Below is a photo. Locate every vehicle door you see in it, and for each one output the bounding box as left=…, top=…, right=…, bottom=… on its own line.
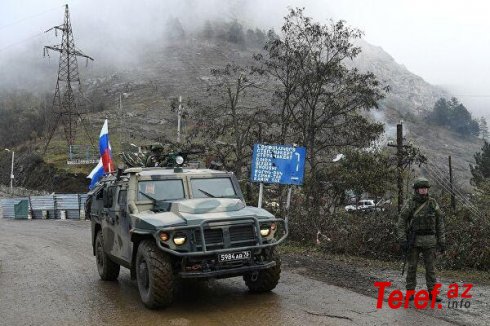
left=114, top=187, right=132, bottom=263
left=101, top=185, right=118, bottom=257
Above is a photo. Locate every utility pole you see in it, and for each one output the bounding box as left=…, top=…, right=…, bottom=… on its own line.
left=119, top=93, right=123, bottom=147
left=4, top=149, right=14, bottom=194
left=388, top=122, right=404, bottom=212
left=10, top=150, right=14, bottom=194
left=449, top=155, right=456, bottom=212
left=43, top=4, right=94, bottom=154
left=396, top=123, right=403, bottom=212
left=177, top=96, right=182, bottom=143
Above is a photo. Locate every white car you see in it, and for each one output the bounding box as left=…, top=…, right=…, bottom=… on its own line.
left=345, top=199, right=380, bottom=212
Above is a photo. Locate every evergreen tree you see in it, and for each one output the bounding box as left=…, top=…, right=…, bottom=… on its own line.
left=470, top=140, right=490, bottom=186
left=479, top=117, right=489, bottom=140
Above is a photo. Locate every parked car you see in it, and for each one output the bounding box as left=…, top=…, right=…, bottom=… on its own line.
left=345, top=199, right=382, bottom=212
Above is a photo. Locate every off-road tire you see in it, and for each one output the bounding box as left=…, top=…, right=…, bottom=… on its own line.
left=136, top=240, right=174, bottom=309
left=244, top=248, right=281, bottom=293
left=95, top=231, right=120, bottom=281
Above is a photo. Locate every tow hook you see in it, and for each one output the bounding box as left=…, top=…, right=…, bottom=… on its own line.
left=250, top=271, right=259, bottom=282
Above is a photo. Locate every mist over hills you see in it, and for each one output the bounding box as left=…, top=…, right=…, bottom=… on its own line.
left=0, top=7, right=484, bottom=188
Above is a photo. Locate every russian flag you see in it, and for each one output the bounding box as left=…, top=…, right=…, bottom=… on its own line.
left=87, top=119, right=114, bottom=189
left=88, top=158, right=104, bottom=190
left=98, top=119, right=114, bottom=173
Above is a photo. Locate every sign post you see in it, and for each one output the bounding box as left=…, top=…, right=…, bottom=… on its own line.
left=250, top=144, right=306, bottom=211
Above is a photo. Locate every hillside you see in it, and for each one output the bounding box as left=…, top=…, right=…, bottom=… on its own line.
left=0, top=29, right=483, bottom=192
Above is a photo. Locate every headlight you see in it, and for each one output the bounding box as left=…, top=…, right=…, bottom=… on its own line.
left=175, top=155, right=184, bottom=165
left=173, top=233, right=187, bottom=245
left=159, top=232, right=169, bottom=242
left=260, top=225, right=271, bottom=237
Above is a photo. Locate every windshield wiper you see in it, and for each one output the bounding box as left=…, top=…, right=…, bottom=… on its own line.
left=197, top=189, right=238, bottom=199
left=198, top=188, right=216, bottom=198
left=139, top=191, right=159, bottom=203
left=139, top=191, right=171, bottom=212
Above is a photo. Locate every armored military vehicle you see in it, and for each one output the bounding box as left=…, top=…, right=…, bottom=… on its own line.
left=86, top=158, right=288, bottom=309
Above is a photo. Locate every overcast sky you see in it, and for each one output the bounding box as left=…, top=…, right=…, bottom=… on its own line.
left=1, top=0, right=489, bottom=117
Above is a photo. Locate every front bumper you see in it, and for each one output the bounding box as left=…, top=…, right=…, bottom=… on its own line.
left=132, top=216, right=288, bottom=257
left=179, top=260, right=276, bottom=278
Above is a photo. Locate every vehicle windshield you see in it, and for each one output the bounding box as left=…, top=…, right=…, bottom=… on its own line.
left=190, top=177, right=238, bottom=199
left=138, top=179, right=185, bottom=201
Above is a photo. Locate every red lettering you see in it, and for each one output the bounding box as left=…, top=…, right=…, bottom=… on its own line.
left=388, top=290, right=403, bottom=309
left=414, top=290, right=429, bottom=309
left=447, top=283, right=459, bottom=299
left=374, top=281, right=391, bottom=309
left=430, top=284, right=442, bottom=309
left=404, top=290, right=415, bottom=309
left=462, top=284, right=473, bottom=299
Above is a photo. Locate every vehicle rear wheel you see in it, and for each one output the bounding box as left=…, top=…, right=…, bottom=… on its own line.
left=95, top=231, right=120, bottom=281
left=136, top=240, right=174, bottom=309
left=244, top=248, right=281, bottom=293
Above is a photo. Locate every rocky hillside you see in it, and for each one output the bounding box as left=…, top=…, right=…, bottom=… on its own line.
left=354, top=39, right=451, bottom=114
left=0, top=27, right=483, bottom=191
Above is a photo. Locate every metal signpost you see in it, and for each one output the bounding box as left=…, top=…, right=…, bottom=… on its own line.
left=250, top=144, right=306, bottom=209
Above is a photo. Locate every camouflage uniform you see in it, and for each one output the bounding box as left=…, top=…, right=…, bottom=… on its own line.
left=397, top=177, right=446, bottom=291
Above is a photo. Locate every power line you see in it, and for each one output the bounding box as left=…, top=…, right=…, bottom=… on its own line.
left=424, top=163, right=477, bottom=213
left=423, top=161, right=484, bottom=219
left=0, top=5, right=63, bottom=31
left=426, top=160, right=476, bottom=207
left=423, top=161, right=473, bottom=206
left=0, top=32, right=44, bottom=53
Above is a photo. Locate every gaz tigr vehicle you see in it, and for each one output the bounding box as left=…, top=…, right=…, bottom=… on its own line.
left=86, top=165, right=288, bottom=308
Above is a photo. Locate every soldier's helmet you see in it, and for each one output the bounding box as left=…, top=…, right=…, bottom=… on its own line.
left=413, top=177, right=431, bottom=189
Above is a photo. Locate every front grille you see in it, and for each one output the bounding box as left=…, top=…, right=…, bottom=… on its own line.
left=193, top=224, right=257, bottom=250
left=194, top=229, right=224, bottom=249
left=230, top=224, right=256, bottom=247
left=230, top=224, right=254, bottom=241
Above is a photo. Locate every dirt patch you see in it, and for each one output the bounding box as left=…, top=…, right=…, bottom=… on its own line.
left=280, top=245, right=490, bottom=326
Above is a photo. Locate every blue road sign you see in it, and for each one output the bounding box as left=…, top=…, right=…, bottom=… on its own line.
left=251, top=144, right=306, bottom=185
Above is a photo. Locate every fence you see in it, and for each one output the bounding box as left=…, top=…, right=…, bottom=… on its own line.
left=0, top=194, right=87, bottom=219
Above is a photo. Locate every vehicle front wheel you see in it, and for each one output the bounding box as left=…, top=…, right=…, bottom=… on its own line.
left=95, top=231, right=120, bottom=281
left=136, top=240, right=174, bottom=309
left=244, top=248, right=281, bottom=293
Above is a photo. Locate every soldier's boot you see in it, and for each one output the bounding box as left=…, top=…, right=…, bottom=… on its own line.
left=428, top=292, right=442, bottom=302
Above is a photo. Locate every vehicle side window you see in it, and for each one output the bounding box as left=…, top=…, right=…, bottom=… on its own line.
left=103, top=186, right=115, bottom=208
left=96, top=189, right=103, bottom=200
left=118, top=190, right=127, bottom=207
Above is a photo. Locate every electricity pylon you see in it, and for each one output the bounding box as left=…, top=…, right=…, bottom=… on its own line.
left=43, top=4, right=94, bottom=154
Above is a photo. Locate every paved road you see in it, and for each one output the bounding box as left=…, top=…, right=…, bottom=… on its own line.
left=0, top=219, right=454, bottom=325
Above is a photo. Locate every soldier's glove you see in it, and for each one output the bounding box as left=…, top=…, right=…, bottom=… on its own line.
left=437, top=243, right=446, bottom=254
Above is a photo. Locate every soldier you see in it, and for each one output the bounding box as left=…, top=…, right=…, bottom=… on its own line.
left=397, top=177, right=446, bottom=301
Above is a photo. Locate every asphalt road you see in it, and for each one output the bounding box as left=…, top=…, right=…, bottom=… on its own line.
left=0, top=219, right=455, bottom=326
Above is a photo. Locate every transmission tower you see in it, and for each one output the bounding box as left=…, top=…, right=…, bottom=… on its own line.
left=43, top=4, right=94, bottom=154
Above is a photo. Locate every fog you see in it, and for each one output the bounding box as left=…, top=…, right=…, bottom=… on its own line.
left=1, top=0, right=489, bottom=119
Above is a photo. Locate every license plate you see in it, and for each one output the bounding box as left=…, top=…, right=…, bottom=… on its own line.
left=218, top=250, right=251, bottom=262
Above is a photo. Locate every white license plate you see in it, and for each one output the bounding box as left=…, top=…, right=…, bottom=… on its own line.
left=218, top=250, right=251, bottom=262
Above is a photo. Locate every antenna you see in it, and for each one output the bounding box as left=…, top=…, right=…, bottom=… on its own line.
left=42, top=4, right=94, bottom=154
